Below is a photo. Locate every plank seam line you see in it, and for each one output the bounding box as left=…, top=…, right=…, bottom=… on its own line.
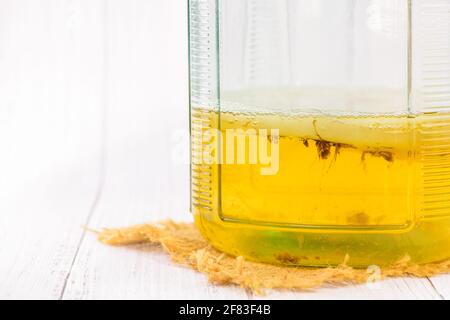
left=426, top=277, right=445, bottom=300
left=58, top=0, right=109, bottom=300
left=58, top=169, right=105, bottom=300
left=58, top=106, right=107, bottom=300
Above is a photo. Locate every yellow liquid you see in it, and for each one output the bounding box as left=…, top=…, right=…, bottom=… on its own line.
left=191, top=108, right=450, bottom=267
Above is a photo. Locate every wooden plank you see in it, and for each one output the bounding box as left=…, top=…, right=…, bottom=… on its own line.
left=260, top=277, right=443, bottom=300
left=0, top=0, right=105, bottom=299
left=61, top=0, right=250, bottom=300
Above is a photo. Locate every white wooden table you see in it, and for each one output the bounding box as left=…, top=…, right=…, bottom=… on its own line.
left=0, top=0, right=448, bottom=300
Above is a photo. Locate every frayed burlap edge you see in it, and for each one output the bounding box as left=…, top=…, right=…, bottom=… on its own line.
left=94, top=221, right=450, bottom=295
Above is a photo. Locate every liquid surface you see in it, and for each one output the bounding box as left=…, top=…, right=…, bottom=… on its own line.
left=191, top=108, right=450, bottom=266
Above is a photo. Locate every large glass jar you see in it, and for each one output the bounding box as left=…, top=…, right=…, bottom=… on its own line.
left=189, top=0, right=450, bottom=267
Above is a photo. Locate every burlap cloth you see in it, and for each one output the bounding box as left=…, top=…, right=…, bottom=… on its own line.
left=95, top=221, right=450, bottom=294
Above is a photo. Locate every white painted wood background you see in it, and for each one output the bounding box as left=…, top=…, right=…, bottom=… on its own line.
left=0, top=0, right=448, bottom=300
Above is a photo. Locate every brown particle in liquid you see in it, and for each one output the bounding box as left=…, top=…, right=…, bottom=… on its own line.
left=268, top=135, right=280, bottom=144
left=312, top=139, right=354, bottom=162
left=315, top=140, right=332, bottom=160
left=379, top=151, right=394, bottom=162
left=333, top=143, right=342, bottom=162
left=302, top=139, right=309, bottom=148
left=361, top=150, right=394, bottom=163
left=275, top=253, right=306, bottom=264
left=276, top=253, right=298, bottom=264
left=347, top=212, right=370, bottom=225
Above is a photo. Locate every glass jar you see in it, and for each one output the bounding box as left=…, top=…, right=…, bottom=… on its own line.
left=189, top=0, right=450, bottom=267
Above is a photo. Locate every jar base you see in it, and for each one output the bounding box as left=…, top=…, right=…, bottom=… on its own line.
left=194, top=213, right=450, bottom=268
